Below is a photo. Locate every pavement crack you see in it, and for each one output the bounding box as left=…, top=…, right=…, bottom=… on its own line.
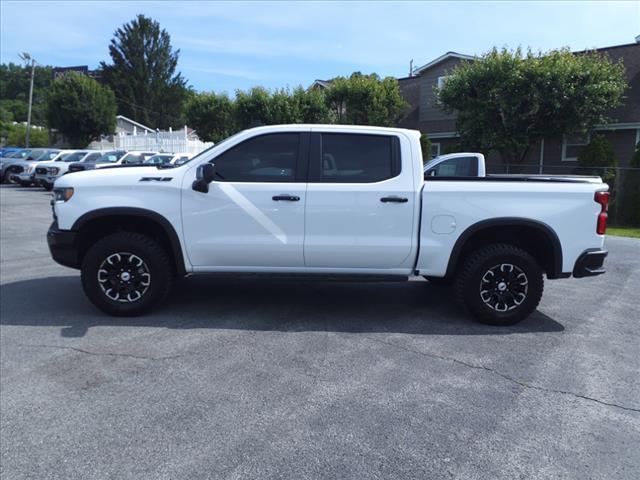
left=366, top=336, right=640, bottom=413
left=18, top=343, right=188, bottom=361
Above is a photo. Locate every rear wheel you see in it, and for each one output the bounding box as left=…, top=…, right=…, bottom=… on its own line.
left=455, top=243, right=543, bottom=326
left=81, top=232, right=173, bottom=316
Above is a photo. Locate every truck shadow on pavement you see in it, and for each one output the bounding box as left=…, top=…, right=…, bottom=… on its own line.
left=0, top=275, right=564, bottom=338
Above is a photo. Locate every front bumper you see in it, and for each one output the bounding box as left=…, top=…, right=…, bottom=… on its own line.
left=35, top=174, right=56, bottom=187
left=47, top=221, right=80, bottom=269
left=573, top=249, right=607, bottom=278
left=16, top=172, right=35, bottom=182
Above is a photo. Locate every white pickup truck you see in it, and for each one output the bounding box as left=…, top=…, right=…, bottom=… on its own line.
left=47, top=125, right=610, bottom=325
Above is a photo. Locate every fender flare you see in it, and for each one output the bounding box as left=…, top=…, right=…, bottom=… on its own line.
left=72, top=207, right=187, bottom=276
left=444, top=217, right=564, bottom=279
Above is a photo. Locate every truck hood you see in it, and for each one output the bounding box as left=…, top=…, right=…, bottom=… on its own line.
left=55, top=165, right=182, bottom=188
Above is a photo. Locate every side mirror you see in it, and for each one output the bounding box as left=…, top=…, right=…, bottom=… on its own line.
left=192, top=163, right=216, bottom=193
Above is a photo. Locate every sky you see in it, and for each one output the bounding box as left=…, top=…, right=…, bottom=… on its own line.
left=1, top=0, right=639, bottom=94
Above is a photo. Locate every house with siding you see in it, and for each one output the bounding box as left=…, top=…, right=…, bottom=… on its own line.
left=396, top=40, right=640, bottom=172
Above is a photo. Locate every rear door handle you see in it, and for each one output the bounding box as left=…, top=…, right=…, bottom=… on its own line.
left=380, top=196, right=408, bottom=203
left=272, top=195, right=300, bottom=202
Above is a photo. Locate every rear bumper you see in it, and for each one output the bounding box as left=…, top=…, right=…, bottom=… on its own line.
left=573, top=249, right=607, bottom=278
left=47, top=221, right=80, bottom=269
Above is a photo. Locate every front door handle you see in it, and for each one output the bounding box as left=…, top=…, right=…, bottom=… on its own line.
left=380, top=196, right=408, bottom=203
left=272, top=195, right=300, bottom=201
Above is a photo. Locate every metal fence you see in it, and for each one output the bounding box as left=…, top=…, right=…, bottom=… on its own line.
left=114, top=128, right=214, bottom=154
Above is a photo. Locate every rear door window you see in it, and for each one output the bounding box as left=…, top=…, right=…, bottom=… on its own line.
left=316, top=133, right=399, bottom=183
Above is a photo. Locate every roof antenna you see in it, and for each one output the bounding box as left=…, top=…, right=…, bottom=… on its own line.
left=409, top=59, right=414, bottom=77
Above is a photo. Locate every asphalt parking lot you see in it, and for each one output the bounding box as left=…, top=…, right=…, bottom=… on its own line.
left=1, top=184, right=639, bottom=480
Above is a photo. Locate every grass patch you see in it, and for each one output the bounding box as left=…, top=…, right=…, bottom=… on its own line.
left=607, top=227, right=640, bottom=238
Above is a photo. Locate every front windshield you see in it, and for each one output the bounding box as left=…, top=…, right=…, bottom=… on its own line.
left=423, top=157, right=441, bottom=171
left=63, top=151, right=88, bottom=162
left=145, top=154, right=172, bottom=165
left=96, top=151, right=126, bottom=163
left=27, top=150, right=47, bottom=160
left=7, top=150, right=27, bottom=158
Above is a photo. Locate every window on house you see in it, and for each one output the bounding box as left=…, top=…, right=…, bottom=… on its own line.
left=562, top=133, right=590, bottom=162
left=431, top=143, right=441, bottom=159
left=437, top=76, right=450, bottom=89
left=435, top=76, right=450, bottom=105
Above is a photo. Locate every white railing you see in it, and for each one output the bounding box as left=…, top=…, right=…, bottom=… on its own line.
left=114, top=126, right=213, bottom=154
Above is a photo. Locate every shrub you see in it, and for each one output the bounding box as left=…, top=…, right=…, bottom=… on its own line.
left=4, top=123, right=50, bottom=147
left=619, top=142, right=640, bottom=226
left=577, top=134, right=617, bottom=183
left=420, top=134, right=432, bottom=163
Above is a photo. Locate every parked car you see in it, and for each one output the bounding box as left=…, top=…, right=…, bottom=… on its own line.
left=67, top=150, right=128, bottom=173
left=48, top=125, right=609, bottom=325
left=93, top=151, right=158, bottom=169
left=34, top=150, right=102, bottom=190
left=0, top=147, right=22, bottom=157
left=7, top=149, right=61, bottom=186
left=143, top=152, right=193, bottom=166
left=0, top=149, right=31, bottom=183
left=15, top=149, right=76, bottom=186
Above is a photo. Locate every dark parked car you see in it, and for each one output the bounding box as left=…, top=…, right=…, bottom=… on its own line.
left=67, top=150, right=128, bottom=173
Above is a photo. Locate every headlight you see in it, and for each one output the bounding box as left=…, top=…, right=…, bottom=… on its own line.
left=49, top=167, right=59, bottom=175
left=53, top=187, right=74, bottom=202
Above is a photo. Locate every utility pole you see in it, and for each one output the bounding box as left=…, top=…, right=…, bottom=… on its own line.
left=19, top=52, right=36, bottom=148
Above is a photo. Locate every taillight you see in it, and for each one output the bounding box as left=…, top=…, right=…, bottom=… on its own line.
left=594, top=191, right=609, bottom=235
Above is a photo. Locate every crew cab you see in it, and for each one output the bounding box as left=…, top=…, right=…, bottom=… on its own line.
left=47, top=125, right=609, bottom=325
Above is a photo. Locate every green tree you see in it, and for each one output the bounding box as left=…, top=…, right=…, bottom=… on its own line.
left=443, top=143, right=465, bottom=154
left=234, top=86, right=274, bottom=129
left=620, top=142, right=640, bottom=226
left=292, top=87, right=333, bottom=123
left=47, top=72, right=117, bottom=147
left=5, top=123, right=49, bottom=147
left=185, top=91, right=236, bottom=142
left=0, top=63, right=53, bottom=126
left=438, top=48, right=627, bottom=166
left=577, top=135, right=617, bottom=183
left=325, top=72, right=406, bottom=126
left=100, top=14, right=187, bottom=129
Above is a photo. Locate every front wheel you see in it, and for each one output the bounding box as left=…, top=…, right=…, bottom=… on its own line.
left=81, top=232, right=173, bottom=316
left=455, top=244, right=543, bottom=326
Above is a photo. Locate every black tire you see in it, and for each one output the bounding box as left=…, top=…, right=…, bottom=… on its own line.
left=455, top=243, right=543, bottom=326
left=81, top=232, right=173, bottom=316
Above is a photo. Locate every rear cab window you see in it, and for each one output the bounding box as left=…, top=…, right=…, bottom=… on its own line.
left=310, top=133, right=401, bottom=183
